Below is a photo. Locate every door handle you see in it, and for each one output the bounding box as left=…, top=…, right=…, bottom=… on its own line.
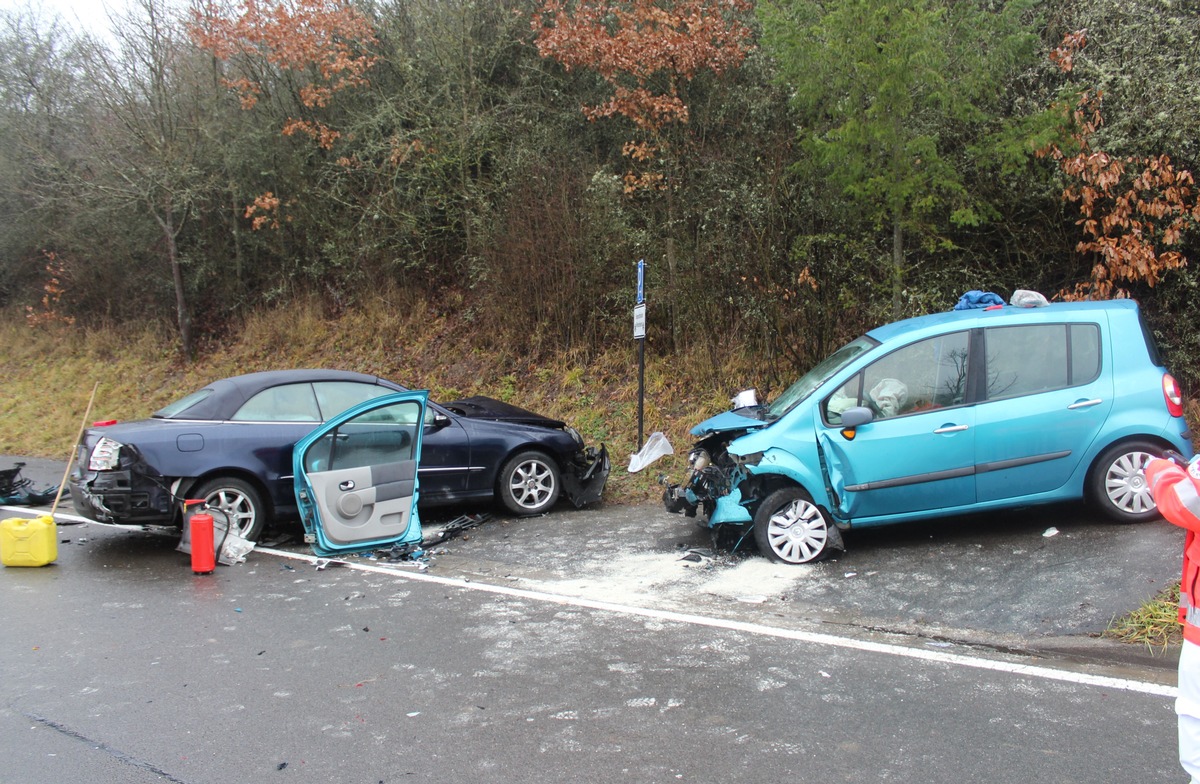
left=339, top=480, right=355, bottom=491
left=933, top=424, right=969, bottom=434
left=1067, top=398, right=1103, bottom=410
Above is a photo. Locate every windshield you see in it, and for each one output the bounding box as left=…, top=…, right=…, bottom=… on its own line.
left=153, top=388, right=213, bottom=419
left=766, top=336, right=878, bottom=420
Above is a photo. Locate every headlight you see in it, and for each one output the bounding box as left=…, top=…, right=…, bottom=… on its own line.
left=564, top=426, right=584, bottom=447
left=88, top=437, right=124, bottom=471
left=687, top=448, right=711, bottom=472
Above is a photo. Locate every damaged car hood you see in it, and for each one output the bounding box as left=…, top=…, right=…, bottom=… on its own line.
left=689, top=409, right=770, bottom=438
left=442, top=396, right=567, bottom=429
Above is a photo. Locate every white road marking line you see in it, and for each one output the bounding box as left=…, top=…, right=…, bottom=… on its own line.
left=1, top=506, right=91, bottom=523
left=256, top=547, right=1179, bottom=699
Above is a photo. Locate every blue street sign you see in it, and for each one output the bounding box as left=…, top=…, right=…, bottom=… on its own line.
left=636, top=259, right=645, bottom=304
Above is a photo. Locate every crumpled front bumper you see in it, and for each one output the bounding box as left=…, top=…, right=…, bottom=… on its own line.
left=561, top=444, right=610, bottom=508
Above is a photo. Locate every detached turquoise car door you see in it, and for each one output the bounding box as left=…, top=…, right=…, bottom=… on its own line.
left=293, top=391, right=429, bottom=557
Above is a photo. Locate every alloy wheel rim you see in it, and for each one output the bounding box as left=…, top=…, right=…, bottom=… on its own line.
left=1104, top=451, right=1156, bottom=514
left=509, top=460, right=554, bottom=510
left=766, top=498, right=828, bottom=564
left=206, top=488, right=257, bottom=537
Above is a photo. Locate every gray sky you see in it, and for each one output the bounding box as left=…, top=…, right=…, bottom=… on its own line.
left=0, top=0, right=121, bottom=31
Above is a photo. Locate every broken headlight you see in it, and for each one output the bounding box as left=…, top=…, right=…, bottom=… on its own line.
left=88, top=437, right=124, bottom=471
left=687, top=448, right=711, bottom=474
left=733, top=451, right=764, bottom=467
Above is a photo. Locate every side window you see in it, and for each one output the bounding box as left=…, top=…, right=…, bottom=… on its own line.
left=1070, top=324, right=1101, bottom=384
left=232, top=384, right=321, bottom=422
left=304, top=399, right=422, bottom=472
left=825, top=376, right=863, bottom=424
left=824, top=331, right=970, bottom=423
left=313, top=381, right=395, bottom=421
left=984, top=324, right=1098, bottom=400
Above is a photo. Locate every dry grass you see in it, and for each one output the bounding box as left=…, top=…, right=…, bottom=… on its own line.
left=1103, top=582, right=1183, bottom=651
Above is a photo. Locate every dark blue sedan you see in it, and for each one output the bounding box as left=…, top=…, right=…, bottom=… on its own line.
left=68, top=369, right=609, bottom=539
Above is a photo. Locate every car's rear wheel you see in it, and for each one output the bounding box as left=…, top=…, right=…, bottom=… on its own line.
left=753, top=486, right=841, bottom=564
left=498, top=450, right=560, bottom=516
left=194, top=477, right=266, bottom=541
left=1088, top=440, right=1163, bottom=523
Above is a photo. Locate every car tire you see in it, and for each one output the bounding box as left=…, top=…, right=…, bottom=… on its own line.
left=193, top=477, right=266, bottom=541
left=1088, top=440, right=1164, bottom=523
left=753, top=486, right=841, bottom=564
left=498, top=450, right=560, bottom=516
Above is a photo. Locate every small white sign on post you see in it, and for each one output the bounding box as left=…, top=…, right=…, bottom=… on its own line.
left=633, top=302, right=647, bottom=339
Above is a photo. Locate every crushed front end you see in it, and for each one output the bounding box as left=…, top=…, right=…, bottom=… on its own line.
left=562, top=442, right=611, bottom=508
left=662, top=391, right=769, bottom=525
left=444, top=395, right=611, bottom=508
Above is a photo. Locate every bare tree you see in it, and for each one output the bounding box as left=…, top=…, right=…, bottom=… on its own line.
left=78, top=0, right=214, bottom=358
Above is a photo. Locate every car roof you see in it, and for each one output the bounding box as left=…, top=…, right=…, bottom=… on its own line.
left=866, top=299, right=1137, bottom=344
left=165, top=369, right=403, bottom=420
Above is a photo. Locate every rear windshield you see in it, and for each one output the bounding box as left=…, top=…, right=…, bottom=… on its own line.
left=153, top=389, right=214, bottom=419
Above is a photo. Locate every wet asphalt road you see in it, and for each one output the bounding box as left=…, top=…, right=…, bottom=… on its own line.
left=0, top=456, right=1188, bottom=782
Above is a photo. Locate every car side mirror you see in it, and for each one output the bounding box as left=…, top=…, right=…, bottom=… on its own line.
left=839, top=406, right=874, bottom=440
left=431, top=413, right=451, bottom=429
left=840, top=406, right=874, bottom=429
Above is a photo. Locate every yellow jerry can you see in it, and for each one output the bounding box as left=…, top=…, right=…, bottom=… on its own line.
left=0, top=515, right=57, bottom=567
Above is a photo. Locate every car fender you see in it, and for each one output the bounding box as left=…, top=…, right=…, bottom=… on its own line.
left=744, top=446, right=835, bottom=511
left=1071, top=417, right=1193, bottom=488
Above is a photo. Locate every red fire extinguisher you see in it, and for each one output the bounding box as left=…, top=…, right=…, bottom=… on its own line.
left=185, top=499, right=216, bottom=575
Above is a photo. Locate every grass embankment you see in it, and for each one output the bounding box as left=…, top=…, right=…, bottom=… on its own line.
left=0, top=294, right=758, bottom=503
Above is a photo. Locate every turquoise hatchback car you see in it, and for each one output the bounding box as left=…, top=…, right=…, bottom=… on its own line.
left=663, top=299, right=1193, bottom=563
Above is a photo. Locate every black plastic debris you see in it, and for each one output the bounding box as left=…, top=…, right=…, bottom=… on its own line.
left=421, top=513, right=492, bottom=547
left=381, top=541, right=425, bottom=562
left=0, top=461, right=57, bottom=505
left=259, top=532, right=296, bottom=548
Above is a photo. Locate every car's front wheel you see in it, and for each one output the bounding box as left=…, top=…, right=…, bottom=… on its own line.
left=753, top=487, right=842, bottom=564
left=193, top=477, right=266, bottom=541
left=498, top=450, right=560, bottom=515
left=1088, top=440, right=1163, bottom=523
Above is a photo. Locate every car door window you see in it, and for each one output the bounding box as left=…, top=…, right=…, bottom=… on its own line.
left=1069, top=324, right=1101, bottom=384
left=984, top=324, right=1099, bottom=400
left=824, top=331, right=970, bottom=423
left=303, top=400, right=421, bottom=473
left=313, top=381, right=395, bottom=421
left=232, top=383, right=322, bottom=422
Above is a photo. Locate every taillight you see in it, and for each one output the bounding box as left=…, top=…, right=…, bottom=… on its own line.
left=1163, top=373, right=1184, bottom=418
left=88, top=437, right=123, bottom=471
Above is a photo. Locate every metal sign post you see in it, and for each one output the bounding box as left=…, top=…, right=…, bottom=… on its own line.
left=634, top=260, right=646, bottom=450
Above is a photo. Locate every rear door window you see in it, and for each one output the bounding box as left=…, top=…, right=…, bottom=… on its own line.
left=232, top=383, right=322, bottom=422
left=983, top=323, right=1099, bottom=401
